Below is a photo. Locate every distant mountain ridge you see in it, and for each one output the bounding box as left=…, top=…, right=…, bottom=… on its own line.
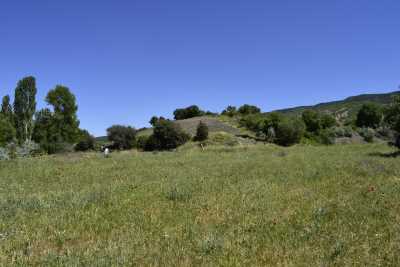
left=273, top=90, right=400, bottom=119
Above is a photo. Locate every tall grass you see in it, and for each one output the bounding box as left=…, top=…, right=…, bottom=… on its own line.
left=0, top=144, right=399, bottom=266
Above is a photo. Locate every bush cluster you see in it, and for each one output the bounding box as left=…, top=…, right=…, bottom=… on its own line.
left=144, top=120, right=190, bottom=151
left=173, top=105, right=204, bottom=120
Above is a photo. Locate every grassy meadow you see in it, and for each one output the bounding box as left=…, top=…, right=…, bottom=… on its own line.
left=1, top=143, right=400, bottom=266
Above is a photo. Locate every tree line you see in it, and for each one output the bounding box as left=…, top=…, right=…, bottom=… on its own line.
left=2, top=77, right=400, bottom=158
left=0, top=76, right=94, bottom=157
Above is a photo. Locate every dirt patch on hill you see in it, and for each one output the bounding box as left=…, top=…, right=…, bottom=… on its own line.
left=174, top=116, right=242, bottom=136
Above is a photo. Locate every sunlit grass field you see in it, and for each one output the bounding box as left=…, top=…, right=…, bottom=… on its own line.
left=1, top=143, right=400, bottom=266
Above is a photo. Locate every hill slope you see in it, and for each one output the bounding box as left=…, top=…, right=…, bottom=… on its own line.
left=134, top=116, right=243, bottom=137
left=274, top=90, right=400, bottom=119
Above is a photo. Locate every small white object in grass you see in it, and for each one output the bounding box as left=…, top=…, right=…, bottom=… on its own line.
left=104, top=148, right=110, bottom=157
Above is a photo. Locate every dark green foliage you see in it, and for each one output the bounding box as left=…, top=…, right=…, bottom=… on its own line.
left=149, top=116, right=158, bottom=126
left=205, top=111, right=218, bottom=116
left=302, top=110, right=336, bottom=133
left=32, top=87, right=81, bottom=154
left=239, top=114, right=265, bottom=133
left=75, top=130, right=95, bottom=151
left=359, top=128, right=375, bottom=143
left=144, top=134, right=161, bottom=151
left=221, top=106, right=237, bottom=117
left=320, top=113, right=337, bottom=129
left=0, top=114, right=16, bottom=146
left=135, top=135, right=149, bottom=150
left=107, top=125, right=136, bottom=150
left=13, top=76, right=37, bottom=142
left=356, top=103, right=382, bottom=128
left=32, top=108, right=64, bottom=154
left=149, top=116, right=166, bottom=126
left=238, top=104, right=261, bottom=115
left=385, top=96, right=400, bottom=130
left=194, top=121, right=209, bottom=141
left=46, top=86, right=80, bottom=143
left=385, top=96, right=400, bottom=149
left=145, top=120, right=190, bottom=151
left=274, top=118, right=305, bottom=146
left=318, top=128, right=336, bottom=145
left=1, top=95, right=14, bottom=124
left=302, top=110, right=320, bottom=133
left=173, top=105, right=204, bottom=120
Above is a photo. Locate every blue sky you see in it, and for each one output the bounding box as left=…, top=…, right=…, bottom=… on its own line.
left=0, top=0, right=399, bottom=136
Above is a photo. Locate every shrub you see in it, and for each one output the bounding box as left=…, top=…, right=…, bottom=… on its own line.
left=238, top=104, right=261, bottom=115
left=145, top=120, right=190, bottom=151
left=173, top=105, right=204, bottom=120
left=302, top=110, right=336, bottom=134
left=274, top=118, right=305, bottom=146
left=320, top=113, right=337, bottom=129
left=239, top=114, right=265, bottom=133
left=318, top=128, right=336, bottom=145
left=136, top=135, right=149, bottom=150
left=333, top=126, right=353, bottom=138
left=75, top=130, right=95, bottom=151
left=149, top=116, right=166, bottom=126
left=144, top=135, right=161, bottom=151
left=356, top=103, right=383, bottom=128
left=221, top=106, right=237, bottom=117
left=359, top=127, right=375, bottom=143
left=395, top=135, right=400, bottom=149
left=16, top=140, right=41, bottom=157
left=107, top=125, right=136, bottom=150
left=0, top=115, right=16, bottom=146
left=194, top=121, right=209, bottom=141
left=302, top=110, right=320, bottom=133
left=0, top=147, right=9, bottom=160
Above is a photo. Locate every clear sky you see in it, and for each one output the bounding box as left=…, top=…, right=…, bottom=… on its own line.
left=0, top=1, right=399, bottom=136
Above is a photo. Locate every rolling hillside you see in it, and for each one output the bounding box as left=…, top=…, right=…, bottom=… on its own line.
left=273, top=90, right=400, bottom=120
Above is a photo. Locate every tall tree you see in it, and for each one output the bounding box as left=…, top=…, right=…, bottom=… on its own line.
left=1, top=95, right=13, bottom=123
left=46, top=85, right=80, bottom=143
left=13, top=76, right=37, bottom=142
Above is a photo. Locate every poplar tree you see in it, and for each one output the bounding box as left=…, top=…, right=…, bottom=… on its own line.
left=13, top=76, right=37, bottom=142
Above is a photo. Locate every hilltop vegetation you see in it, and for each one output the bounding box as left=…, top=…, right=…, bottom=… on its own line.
left=1, top=76, right=400, bottom=158
left=274, top=90, right=400, bottom=120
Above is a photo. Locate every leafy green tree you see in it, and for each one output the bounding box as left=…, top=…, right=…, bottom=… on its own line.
left=302, top=110, right=320, bottom=133
left=32, top=108, right=62, bottom=154
left=356, top=103, right=382, bottom=128
left=384, top=96, right=400, bottom=128
left=149, top=116, right=166, bottom=126
left=149, top=116, right=159, bottom=126
left=274, top=118, right=305, bottom=146
left=173, top=105, right=204, bottom=120
left=386, top=96, right=400, bottom=149
left=194, top=121, right=209, bottom=141
left=238, top=104, right=261, bottom=115
left=1, top=95, right=13, bottom=124
left=136, top=135, right=150, bottom=150
left=75, top=129, right=95, bottom=151
left=46, top=86, right=80, bottom=143
left=221, top=106, right=237, bottom=117
left=239, top=114, right=265, bottom=132
left=13, top=76, right=37, bottom=142
left=146, top=120, right=190, bottom=150
left=0, top=114, right=16, bottom=146
left=107, top=125, right=136, bottom=150
left=320, top=113, right=337, bottom=129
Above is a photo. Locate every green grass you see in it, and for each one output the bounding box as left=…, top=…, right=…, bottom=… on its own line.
left=1, top=144, right=400, bottom=266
